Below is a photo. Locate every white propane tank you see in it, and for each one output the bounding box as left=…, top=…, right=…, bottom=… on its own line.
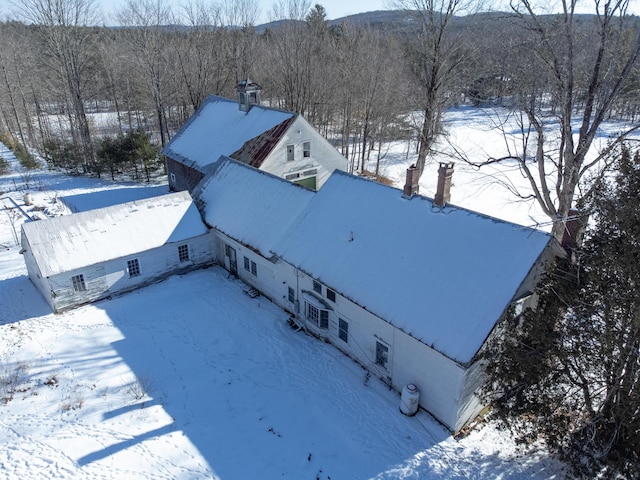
left=400, top=383, right=420, bottom=416
left=23, top=192, right=32, bottom=206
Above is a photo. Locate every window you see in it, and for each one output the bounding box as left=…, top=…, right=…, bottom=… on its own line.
left=303, top=141, right=311, bottom=158
left=178, top=244, right=189, bottom=262
left=338, top=318, right=349, bottom=343
left=326, top=288, right=336, bottom=302
left=127, top=258, right=141, bottom=277
left=375, top=341, right=389, bottom=369
left=71, top=274, right=86, bottom=292
left=244, top=256, right=257, bottom=276
left=313, top=280, right=322, bottom=294
left=288, top=287, right=295, bottom=303
left=306, top=302, right=329, bottom=329
left=286, top=144, right=295, bottom=161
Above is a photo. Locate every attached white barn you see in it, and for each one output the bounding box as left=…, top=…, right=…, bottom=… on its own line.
left=21, top=191, right=215, bottom=313
left=271, top=171, right=553, bottom=431
left=162, top=81, right=348, bottom=192
left=194, top=158, right=553, bottom=432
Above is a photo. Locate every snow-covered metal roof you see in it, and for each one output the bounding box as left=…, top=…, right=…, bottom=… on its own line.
left=195, top=158, right=314, bottom=258
left=272, top=171, right=552, bottom=365
left=22, top=191, right=208, bottom=277
left=161, top=95, right=295, bottom=171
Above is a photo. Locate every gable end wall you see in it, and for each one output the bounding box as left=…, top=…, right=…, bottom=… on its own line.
left=166, top=157, right=205, bottom=193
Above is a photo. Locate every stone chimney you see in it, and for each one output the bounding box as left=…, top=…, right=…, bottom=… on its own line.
left=237, top=79, right=261, bottom=113
left=403, top=164, right=420, bottom=197
left=434, top=162, right=454, bottom=206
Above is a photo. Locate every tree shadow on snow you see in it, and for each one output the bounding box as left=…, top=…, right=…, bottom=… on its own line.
left=85, top=267, right=564, bottom=479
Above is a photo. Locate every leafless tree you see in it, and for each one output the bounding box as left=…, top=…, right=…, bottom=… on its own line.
left=398, top=0, right=474, bottom=178
left=116, top=0, right=175, bottom=147
left=11, top=0, right=100, bottom=173
left=481, top=0, right=640, bottom=242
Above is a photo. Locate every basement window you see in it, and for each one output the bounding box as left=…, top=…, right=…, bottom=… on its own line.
left=178, top=244, right=189, bottom=262
left=71, top=274, right=86, bottom=292
left=127, top=258, right=141, bottom=277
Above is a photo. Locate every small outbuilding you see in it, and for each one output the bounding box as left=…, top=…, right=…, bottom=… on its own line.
left=21, top=191, right=214, bottom=313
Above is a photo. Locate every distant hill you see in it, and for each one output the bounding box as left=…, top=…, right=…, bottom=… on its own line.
left=256, top=10, right=415, bottom=33
left=255, top=9, right=599, bottom=35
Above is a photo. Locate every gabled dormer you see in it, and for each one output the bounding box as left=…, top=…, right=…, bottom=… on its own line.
left=237, top=79, right=262, bottom=113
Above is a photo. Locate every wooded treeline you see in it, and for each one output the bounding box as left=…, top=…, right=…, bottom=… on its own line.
left=1, top=0, right=638, bottom=182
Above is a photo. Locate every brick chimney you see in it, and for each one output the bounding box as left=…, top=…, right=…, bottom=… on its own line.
left=403, top=164, right=420, bottom=197
left=237, top=79, right=262, bottom=113
left=434, top=162, right=454, bottom=206
left=561, top=209, right=588, bottom=254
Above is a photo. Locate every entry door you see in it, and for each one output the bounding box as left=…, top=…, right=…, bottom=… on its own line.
left=225, top=244, right=238, bottom=276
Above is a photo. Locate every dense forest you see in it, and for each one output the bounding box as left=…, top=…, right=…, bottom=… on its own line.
left=1, top=1, right=638, bottom=184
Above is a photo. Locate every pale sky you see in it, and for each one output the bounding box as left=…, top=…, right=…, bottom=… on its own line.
left=2, top=0, right=637, bottom=25
left=98, top=0, right=391, bottom=25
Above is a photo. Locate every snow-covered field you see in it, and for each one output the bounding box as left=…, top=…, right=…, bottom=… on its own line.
left=0, top=106, right=606, bottom=479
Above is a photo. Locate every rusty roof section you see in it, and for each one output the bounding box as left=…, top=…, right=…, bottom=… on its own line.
left=229, top=116, right=297, bottom=168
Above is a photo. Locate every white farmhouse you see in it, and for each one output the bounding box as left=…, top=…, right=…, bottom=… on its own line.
left=195, top=157, right=554, bottom=432
left=21, top=191, right=215, bottom=313
left=162, top=80, right=348, bottom=192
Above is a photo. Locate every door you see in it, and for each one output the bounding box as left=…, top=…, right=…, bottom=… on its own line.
left=225, top=244, right=238, bottom=277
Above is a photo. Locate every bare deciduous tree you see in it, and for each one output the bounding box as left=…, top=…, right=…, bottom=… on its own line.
left=12, top=0, right=100, bottom=173
left=399, top=0, right=473, bottom=178
left=483, top=0, right=640, bottom=243
left=116, top=0, right=174, bottom=147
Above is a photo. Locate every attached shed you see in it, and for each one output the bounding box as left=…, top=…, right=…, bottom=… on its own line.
left=162, top=92, right=347, bottom=192
left=21, top=191, right=215, bottom=313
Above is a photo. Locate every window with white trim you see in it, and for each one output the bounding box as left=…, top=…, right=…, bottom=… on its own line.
left=286, top=144, right=295, bottom=161
left=71, top=274, right=86, bottom=292
left=127, top=258, right=141, bottom=277
left=303, top=141, right=311, bottom=158
left=178, top=244, right=189, bottom=262
left=375, top=341, right=389, bottom=369
left=244, top=256, right=257, bottom=276
left=313, top=280, right=322, bottom=294
left=338, top=318, right=349, bottom=343
left=306, top=302, right=329, bottom=329
left=326, top=288, right=336, bottom=302
left=288, top=287, right=295, bottom=303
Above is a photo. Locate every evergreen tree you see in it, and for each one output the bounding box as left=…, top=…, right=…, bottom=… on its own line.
left=482, top=146, right=640, bottom=478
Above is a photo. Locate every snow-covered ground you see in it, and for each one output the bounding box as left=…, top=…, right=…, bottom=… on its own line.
left=0, top=106, right=603, bottom=479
